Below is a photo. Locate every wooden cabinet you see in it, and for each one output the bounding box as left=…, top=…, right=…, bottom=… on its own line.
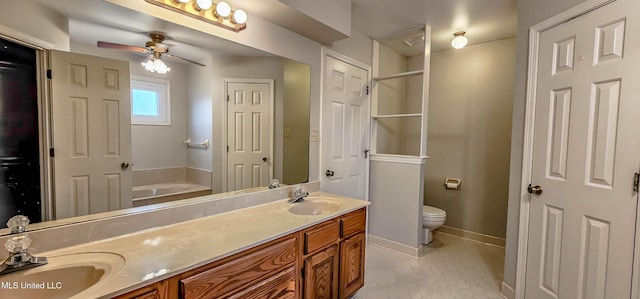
left=301, top=208, right=367, bottom=299
left=115, top=208, right=367, bottom=299
left=339, top=233, right=365, bottom=299
left=303, top=245, right=339, bottom=299
left=113, top=280, right=169, bottom=299
left=179, top=237, right=297, bottom=299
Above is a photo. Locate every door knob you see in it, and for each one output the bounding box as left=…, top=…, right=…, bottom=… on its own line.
left=121, top=162, right=130, bottom=169
left=527, top=184, right=543, bottom=195
left=262, top=157, right=268, bottom=162
left=325, top=170, right=335, bottom=177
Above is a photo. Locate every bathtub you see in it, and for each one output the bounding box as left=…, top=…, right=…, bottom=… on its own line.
left=132, top=182, right=212, bottom=207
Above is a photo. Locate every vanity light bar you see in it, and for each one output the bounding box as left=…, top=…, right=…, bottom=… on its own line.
left=145, top=0, right=247, bottom=32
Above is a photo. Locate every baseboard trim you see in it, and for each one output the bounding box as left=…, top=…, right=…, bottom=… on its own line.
left=500, top=282, right=515, bottom=299
left=437, top=225, right=506, bottom=247
left=368, top=234, right=423, bottom=258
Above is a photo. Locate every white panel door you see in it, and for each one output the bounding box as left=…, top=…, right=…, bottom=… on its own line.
left=322, top=56, right=369, bottom=199
left=50, top=50, right=132, bottom=219
left=227, top=81, right=272, bottom=192
left=525, top=0, right=640, bottom=298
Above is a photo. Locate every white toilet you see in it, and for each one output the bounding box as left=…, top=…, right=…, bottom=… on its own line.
left=422, top=205, right=447, bottom=244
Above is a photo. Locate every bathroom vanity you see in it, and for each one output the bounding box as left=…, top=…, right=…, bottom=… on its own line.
left=0, top=192, right=368, bottom=299
left=116, top=207, right=366, bottom=299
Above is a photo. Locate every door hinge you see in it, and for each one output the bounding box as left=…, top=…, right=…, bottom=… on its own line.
left=227, top=94, right=230, bottom=102
left=366, top=85, right=370, bottom=95
left=634, top=172, right=639, bottom=192
left=49, top=148, right=54, bottom=157
left=46, top=69, right=52, bottom=79
left=226, top=145, right=229, bottom=153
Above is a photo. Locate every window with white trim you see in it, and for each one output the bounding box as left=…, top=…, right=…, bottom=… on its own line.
left=131, top=75, right=170, bottom=125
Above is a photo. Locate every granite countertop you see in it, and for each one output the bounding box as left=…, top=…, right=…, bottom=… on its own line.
left=0, top=192, right=369, bottom=299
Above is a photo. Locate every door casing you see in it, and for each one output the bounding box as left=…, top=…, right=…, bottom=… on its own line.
left=222, top=78, right=274, bottom=193
left=515, top=0, right=640, bottom=298
left=319, top=48, right=371, bottom=202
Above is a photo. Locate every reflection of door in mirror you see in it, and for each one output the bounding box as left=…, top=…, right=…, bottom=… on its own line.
left=50, top=50, right=132, bottom=219
left=0, top=37, right=42, bottom=225
left=226, top=80, right=273, bottom=192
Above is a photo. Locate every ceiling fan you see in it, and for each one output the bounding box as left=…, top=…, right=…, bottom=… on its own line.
left=97, top=33, right=206, bottom=67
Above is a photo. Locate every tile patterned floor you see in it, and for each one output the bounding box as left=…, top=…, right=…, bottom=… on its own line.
left=354, top=232, right=505, bottom=299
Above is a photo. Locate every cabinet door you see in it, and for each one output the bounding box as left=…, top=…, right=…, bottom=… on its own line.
left=303, top=245, right=339, bottom=299
left=339, top=233, right=365, bottom=299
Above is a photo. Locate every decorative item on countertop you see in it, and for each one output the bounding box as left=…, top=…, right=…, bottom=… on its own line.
left=268, top=179, right=280, bottom=189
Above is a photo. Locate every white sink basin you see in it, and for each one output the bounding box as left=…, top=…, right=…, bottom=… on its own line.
left=0, top=252, right=125, bottom=299
left=289, top=198, right=341, bottom=215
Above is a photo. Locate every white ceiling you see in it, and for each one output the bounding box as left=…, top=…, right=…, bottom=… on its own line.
left=351, top=0, right=517, bottom=52
left=34, top=0, right=517, bottom=60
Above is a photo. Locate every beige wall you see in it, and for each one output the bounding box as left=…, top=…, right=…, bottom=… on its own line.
left=0, top=1, right=70, bottom=51
left=69, top=42, right=190, bottom=171
left=375, top=44, right=409, bottom=155
left=425, top=38, right=516, bottom=239
left=503, top=0, right=588, bottom=290
left=282, top=60, right=310, bottom=184
left=187, top=54, right=287, bottom=192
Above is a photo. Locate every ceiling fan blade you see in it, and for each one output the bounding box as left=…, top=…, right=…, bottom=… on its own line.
left=97, top=41, right=150, bottom=53
left=163, top=53, right=206, bottom=66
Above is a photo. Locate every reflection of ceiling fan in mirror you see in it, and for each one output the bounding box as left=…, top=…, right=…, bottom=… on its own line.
left=97, top=33, right=205, bottom=74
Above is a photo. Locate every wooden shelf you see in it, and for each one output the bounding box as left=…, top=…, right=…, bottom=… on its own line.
left=373, top=70, right=423, bottom=81
left=372, top=113, right=421, bottom=119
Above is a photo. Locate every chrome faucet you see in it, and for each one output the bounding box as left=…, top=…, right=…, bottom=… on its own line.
left=0, top=215, right=47, bottom=275
left=288, top=185, right=309, bottom=203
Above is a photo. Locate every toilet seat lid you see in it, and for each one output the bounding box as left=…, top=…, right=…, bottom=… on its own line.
left=423, top=205, right=446, bottom=217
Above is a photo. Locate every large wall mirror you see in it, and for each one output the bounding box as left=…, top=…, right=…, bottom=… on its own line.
left=0, top=0, right=310, bottom=234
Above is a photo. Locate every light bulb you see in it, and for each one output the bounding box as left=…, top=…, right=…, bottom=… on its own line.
left=215, top=1, right=231, bottom=18
left=232, top=9, right=247, bottom=25
left=451, top=32, right=468, bottom=49
left=141, top=57, right=171, bottom=74
left=195, top=0, right=212, bottom=10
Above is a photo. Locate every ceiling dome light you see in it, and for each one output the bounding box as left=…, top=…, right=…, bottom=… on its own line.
left=451, top=31, right=468, bottom=49
left=232, top=9, right=247, bottom=25
left=215, top=1, right=231, bottom=18
left=195, top=0, right=213, bottom=10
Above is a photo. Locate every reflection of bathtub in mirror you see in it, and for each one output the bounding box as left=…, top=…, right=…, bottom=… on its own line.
left=132, top=182, right=212, bottom=207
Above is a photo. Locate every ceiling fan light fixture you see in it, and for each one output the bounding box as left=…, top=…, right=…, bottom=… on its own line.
left=232, top=9, right=248, bottom=25
left=195, top=0, right=212, bottom=10
left=451, top=31, right=468, bottom=49
left=175, top=0, right=191, bottom=3
left=215, top=1, right=231, bottom=18
left=141, top=57, right=171, bottom=74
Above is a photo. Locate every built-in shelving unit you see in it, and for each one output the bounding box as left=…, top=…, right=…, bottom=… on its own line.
left=372, top=69, right=424, bottom=81
left=367, top=26, right=432, bottom=255
left=371, top=26, right=431, bottom=157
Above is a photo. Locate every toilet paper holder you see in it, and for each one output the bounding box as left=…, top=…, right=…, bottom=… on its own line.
left=443, top=178, right=461, bottom=190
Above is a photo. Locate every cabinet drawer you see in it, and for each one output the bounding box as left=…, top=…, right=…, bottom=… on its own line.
left=304, top=220, right=339, bottom=254
left=228, top=266, right=296, bottom=299
left=340, top=208, right=366, bottom=238
left=180, top=237, right=297, bottom=299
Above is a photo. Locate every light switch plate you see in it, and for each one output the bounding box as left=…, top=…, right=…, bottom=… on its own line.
left=310, top=128, right=320, bottom=142
left=284, top=127, right=292, bottom=138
